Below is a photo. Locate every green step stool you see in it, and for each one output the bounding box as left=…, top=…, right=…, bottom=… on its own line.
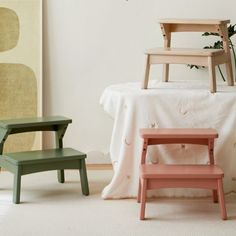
left=0, top=116, right=89, bottom=203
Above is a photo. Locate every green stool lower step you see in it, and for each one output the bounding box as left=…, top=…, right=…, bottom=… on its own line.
left=0, top=148, right=89, bottom=203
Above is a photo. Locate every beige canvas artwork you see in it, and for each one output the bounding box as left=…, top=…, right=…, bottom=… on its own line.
left=0, top=0, right=42, bottom=153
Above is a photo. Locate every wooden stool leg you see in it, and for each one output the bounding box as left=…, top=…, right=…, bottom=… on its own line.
left=140, top=179, right=147, bottom=220
left=225, top=60, right=234, bottom=86
left=137, top=178, right=141, bottom=203
left=13, top=168, right=21, bottom=204
left=57, top=170, right=65, bottom=183
left=219, top=22, right=234, bottom=86
left=217, top=179, right=227, bottom=220
left=142, top=54, right=150, bottom=89
left=163, top=64, right=169, bottom=82
left=208, top=56, right=216, bottom=93
left=79, top=159, right=89, bottom=196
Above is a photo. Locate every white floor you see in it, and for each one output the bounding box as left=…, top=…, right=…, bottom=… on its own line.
left=0, top=170, right=236, bottom=236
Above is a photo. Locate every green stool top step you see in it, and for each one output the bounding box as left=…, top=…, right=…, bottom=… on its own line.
left=0, top=116, right=72, bottom=135
left=0, top=116, right=72, bottom=128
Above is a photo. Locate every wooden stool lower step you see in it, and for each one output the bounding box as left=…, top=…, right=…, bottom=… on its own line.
left=0, top=148, right=89, bottom=203
left=138, top=164, right=227, bottom=220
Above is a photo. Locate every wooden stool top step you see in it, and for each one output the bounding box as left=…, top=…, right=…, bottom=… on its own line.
left=0, top=148, right=86, bottom=165
left=159, top=18, right=230, bottom=25
left=140, top=164, right=224, bottom=179
left=159, top=19, right=230, bottom=34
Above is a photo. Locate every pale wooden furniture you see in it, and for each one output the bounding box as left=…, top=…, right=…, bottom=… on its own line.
left=142, top=19, right=234, bottom=93
left=0, top=116, right=89, bottom=203
left=137, top=128, right=227, bottom=220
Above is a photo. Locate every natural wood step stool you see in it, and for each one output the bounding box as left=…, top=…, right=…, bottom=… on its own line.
left=0, top=116, right=89, bottom=203
left=142, top=19, right=234, bottom=93
left=137, top=128, right=227, bottom=220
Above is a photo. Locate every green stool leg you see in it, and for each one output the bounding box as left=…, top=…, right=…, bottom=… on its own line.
left=79, top=159, right=89, bottom=195
left=57, top=170, right=65, bottom=183
left=13, top=167, right=21, bottom=204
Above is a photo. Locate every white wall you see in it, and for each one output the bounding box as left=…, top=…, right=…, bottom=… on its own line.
left=43, top=0, right=236, bottom=163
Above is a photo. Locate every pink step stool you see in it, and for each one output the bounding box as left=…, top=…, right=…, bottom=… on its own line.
left=137, top=128, right=227, bottom=220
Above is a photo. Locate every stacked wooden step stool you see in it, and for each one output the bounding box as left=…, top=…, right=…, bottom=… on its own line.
left=142, top=19, right=234, bottom=92
left=137, top=128, right=227, bottom=220
left=0, top=116, right=89, bottom=203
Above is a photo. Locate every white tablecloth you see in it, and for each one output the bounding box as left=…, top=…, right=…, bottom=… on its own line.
left=100, top=80, right=236, bottom=199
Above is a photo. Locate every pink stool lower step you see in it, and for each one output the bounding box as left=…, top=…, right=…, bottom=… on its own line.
left=140, top=164, right=223, bottom=179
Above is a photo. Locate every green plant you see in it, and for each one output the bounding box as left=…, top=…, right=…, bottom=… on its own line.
left=188, top=24, right=236, bottom=81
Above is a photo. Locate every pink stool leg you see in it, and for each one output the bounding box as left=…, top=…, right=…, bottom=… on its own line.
left=140, top=179, right=147, bottom=220
left=212, top=190, right=218, bottom=203
left=137, top=178, right=141, bottom=203
left=208, top=139, right=218, bottom=203
left=217, top=179, right=227, bottom=220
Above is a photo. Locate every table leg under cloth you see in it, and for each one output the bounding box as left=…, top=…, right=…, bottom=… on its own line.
left=100, top=81, right=236, bottom=199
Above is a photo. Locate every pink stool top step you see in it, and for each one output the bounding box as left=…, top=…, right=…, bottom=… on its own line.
left=140, top=128, right=218, bottom=139
left=140, top=164, right=224, bottom=179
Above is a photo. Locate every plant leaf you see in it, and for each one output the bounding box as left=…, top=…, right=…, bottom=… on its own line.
left=187, top=64, right=199, bottom=69
left=202, top=32, right=219, bottom=36
left=228, top=24, right=236, bottom=38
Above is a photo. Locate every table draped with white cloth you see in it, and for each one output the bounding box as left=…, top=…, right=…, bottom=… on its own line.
left=100, top=80, right=236, bottom=199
